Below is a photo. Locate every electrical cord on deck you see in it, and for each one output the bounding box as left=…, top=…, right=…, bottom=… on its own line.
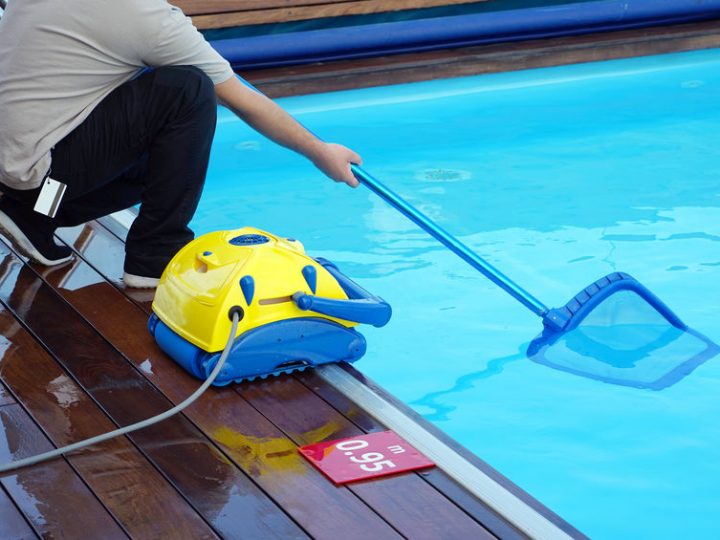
left=0, top=313, right=240, bottom=473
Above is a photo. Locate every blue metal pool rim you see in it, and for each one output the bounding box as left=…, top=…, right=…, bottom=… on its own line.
left=211, top=0, right=720, bottom=70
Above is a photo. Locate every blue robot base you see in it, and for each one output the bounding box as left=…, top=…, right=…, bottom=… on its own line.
left=148, top=314, right=367, bottom=385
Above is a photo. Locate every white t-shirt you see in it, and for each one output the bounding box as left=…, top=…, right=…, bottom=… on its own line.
left=0, top=0, right=234, bottom=189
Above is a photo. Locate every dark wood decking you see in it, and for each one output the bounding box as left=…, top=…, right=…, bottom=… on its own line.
left=174, top=0, right=484, bottom=29
left=0, top=218, right=573, bottom=538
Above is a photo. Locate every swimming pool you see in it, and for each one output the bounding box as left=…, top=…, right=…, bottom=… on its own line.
left=193, top=48, right=720, bottom=538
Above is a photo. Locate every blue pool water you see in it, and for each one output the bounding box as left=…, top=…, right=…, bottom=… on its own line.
left=193, top=49, right=720, bottom=538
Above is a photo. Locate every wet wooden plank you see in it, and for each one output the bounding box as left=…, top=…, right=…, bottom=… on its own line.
left=239, top=376, right=496, bottom=539
left=245, top=20, right=720, bottom=98
left=182, top=0, right=482, bottom=29
left=43, top=228, right=404, bottom=539
left=0, top=484, right=37, bottom=540
left=0, top=405, right=125, bottom=539
left=0, top=247, right=308, bottom=540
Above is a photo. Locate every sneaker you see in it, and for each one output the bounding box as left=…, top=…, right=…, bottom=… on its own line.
left=122, top=272, right=160, bottom=288
left=0, top=199, right=73, bottom=266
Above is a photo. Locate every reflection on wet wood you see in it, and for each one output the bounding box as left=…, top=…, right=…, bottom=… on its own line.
left=240, top=375, right=496, bottom=539
left=0, top=383, right=14, bottom=407
left=0, top=482, right=37, bottom=540
left=97, top=214, right=131, bottom=241
left=0, top=405, right=125, bottom=539
left=56, top=223, right=155, bottom=312
left=197, top=386, right=402, bottom=539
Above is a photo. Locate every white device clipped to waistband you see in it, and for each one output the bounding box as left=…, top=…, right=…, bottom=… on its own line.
left=33, top=176, right=66, bottom=218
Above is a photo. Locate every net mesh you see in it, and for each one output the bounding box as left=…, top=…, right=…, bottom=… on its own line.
left=529, top=290, right=718, bottom=390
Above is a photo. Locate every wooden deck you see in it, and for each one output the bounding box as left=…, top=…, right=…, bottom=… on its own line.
left=0, top=217, right=584, bottom=538
left=173, top=0, right=485, bottom=29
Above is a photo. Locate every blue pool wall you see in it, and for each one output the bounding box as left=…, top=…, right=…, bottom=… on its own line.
left=210, top=0, right=720, bottom=70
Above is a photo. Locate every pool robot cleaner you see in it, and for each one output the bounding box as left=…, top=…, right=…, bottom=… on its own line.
left=149, top=227, right=392, bottom=384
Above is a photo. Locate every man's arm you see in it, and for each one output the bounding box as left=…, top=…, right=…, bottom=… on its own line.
left=215, top=76, right=361, bottom=187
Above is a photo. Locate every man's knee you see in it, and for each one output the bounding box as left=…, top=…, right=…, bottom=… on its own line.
left=154, top=65, right=216, bottom=114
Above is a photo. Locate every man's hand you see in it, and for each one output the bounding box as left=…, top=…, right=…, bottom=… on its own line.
left=311, top=142, right=362, bottom=188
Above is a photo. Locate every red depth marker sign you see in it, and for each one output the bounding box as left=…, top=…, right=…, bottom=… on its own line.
left=298, top=430, right=435, bottom=484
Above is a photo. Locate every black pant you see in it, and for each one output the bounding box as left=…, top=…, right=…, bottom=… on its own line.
left=4, top=65, right=217, bottom=277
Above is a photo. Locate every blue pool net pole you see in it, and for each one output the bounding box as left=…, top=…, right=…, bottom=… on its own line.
left=351, top=164, right=549, bottom=317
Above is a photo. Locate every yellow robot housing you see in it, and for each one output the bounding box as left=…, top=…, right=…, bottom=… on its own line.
left=148, top=227, right=391, bottom=384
